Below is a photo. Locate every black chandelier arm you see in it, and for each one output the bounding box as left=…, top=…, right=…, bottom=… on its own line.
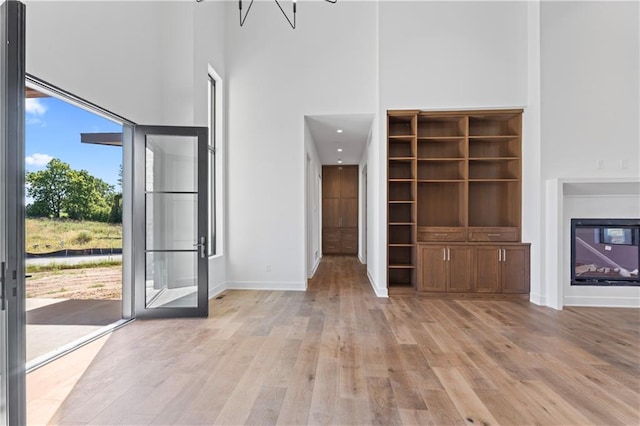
left=274, top=0, right=296, bottom=30
left=325, top=0, right=337, bottom=3
left=239, top=0, right=255, bottom=27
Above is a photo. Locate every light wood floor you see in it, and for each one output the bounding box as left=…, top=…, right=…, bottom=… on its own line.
left=28, top=256, right=640, bottom=425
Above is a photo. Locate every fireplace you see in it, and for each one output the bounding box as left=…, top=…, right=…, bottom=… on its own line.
left=571, top=218, right=640, bottom=286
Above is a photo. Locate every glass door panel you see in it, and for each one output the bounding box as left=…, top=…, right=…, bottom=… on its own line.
left=134, top=126, right=208, bottom=318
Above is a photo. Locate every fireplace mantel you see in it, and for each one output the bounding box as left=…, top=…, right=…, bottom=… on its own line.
left=544, top=178, right=640, bottom=309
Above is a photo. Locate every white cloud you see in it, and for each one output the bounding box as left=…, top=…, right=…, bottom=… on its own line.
left=25, top=98, right=47, bottom=116
left=25, top=153, right=53, bottom=167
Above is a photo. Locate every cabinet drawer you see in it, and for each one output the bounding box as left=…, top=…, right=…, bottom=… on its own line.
left=323, top=241, right=340, bottom=253
left=323, top=229, right=341, bottom=241
left=341, top=240, right=358, bottom=254
left=341, top=228, right=358, bottom=241
left=468, top=227, right=518, bottom=242
left=417, top=227, right=466, bottom=242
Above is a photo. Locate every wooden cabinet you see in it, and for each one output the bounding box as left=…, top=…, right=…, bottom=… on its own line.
left=474, top=245, right=530, bottom=294
left=418, top=245, right=472, bottom=293
left=323, top=165, right=358, bottom=255
left=388, top=109, right=530, bottom=296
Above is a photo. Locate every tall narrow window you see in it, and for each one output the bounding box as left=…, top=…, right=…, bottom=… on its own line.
left=208, top=75, right=217, bottom=255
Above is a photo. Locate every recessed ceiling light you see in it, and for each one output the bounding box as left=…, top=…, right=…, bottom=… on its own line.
left=337, top=148, right=343, bottom=152
left=338, top=159, right=342, bottom=164
left=336, top=129, right=343, bottom=133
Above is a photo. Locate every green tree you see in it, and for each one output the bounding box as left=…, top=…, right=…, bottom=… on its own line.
left=65, top=169, right=114, bottom=221
left=25, top=158, right=71, bottom=218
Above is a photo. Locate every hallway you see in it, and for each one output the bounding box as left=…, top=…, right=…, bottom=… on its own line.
left=28, top=256, right=639, bottom=425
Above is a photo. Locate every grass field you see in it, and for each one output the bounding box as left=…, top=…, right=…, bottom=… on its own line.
left=26, top=218, right=122, bottom=254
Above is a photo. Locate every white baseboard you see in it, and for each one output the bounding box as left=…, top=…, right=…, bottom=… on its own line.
left=564, top=296, right=640, bottom=308
left=227, top=281, right=307, bottom=292
left=208, top=282, right=227, bottom=299
left=529, top=293, right=546, bottom=307
left=367, top=270, right=388, bottom=298
left=308, top=258, right=320, bottom=279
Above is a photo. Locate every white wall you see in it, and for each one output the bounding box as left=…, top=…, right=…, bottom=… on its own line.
left=540, top=1, right=639, bottom=308
left=541, top=1, right=640, bottom=180
left=304, top=119, right=322, bottom=279
left=225, top=1, right=377, bottom=289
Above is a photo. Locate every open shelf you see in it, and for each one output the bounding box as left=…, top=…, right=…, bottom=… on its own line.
left=417, top=182, right=466, bottom=228
left=388, top=224, right=414, bottom=245
left=388, top=181, right=414, bottom=202
left=469, top=137, right=520, bottom=158
left=417, top=115, right=466, bottom=138
left=388, top=159, right=414, bottom=180
left=468, top=181, right=520, bottom=227
left=417, top=138, right=465, bottom=159
left=389, top=246, right=414, bottom=266
left=469, top=113, right=521, bottom=137
left=469, top=158, right=519, bottom=180
left=418, top=160, right=465, bottom=181
left=389, top=137, right=415, bottom=158
left=388, top=115, right=416, bottom=137
left=389, top=203, right=414, bottom=223
left=388, top=268, right=414, bottom=287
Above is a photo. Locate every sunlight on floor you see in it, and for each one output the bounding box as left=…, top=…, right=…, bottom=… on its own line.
left=26, top=334, right=111, bottom=425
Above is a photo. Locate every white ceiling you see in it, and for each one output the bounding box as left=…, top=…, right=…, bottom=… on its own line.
left=305, top=114, right=375, bottom=166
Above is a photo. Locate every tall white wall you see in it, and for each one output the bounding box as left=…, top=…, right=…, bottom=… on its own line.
left=541, top=1, right=639, bottom=180
left=540, top=1, right=640, bottom=308
left=225, top=1, right=377, bottom=289
left=304, top=119, right=322, bottom=279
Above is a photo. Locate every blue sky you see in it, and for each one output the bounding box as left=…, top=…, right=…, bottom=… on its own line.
left=25, top=95, right=123, bottom=189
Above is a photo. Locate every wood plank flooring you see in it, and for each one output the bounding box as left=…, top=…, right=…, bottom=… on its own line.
left=29, top=256, right=640, bottom=425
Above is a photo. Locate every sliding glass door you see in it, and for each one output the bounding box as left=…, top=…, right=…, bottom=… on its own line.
left=1, top=1, right=26, bottom=424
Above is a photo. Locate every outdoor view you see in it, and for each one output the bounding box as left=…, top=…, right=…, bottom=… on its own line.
left=25, top=87, right=123, bottom=364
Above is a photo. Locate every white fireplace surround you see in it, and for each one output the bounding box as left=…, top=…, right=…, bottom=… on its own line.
left=545, top=178, right=640, bottom=309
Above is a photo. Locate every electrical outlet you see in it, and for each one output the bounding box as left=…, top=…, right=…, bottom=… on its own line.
left=621, top=159, right=629, bottom=170
left=266, top=264, right=271, bottom=272
left=597, top=160, right=604, bottom=170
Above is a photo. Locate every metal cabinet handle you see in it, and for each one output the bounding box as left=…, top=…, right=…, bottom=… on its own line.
left=447, top=248, right=451, bottom=261
left=443, top=248, right=446, bottom=261
left=488, top=233, right=501, bottom=237
left=498, top=249, right=502, bottom=262
left=502, top=249, right=506, bottom=262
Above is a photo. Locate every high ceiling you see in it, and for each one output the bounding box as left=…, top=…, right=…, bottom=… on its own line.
left=305, top=114, right=374, bottom=166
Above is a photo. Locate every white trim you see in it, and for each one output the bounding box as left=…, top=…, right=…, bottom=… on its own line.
left=564, top=296, right=640, bottom=308
left=310, top=257, right=320, bottom=278
left=529, top=293, right=546, bottom=306
left=208, top=281, right=227, bottom=299
left=367, top=270, right=388, bottom=298
left=227, top=281, right=307, bottom=292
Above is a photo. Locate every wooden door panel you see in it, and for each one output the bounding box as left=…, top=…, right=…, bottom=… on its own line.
left=418, top=246, right=447, bottom=292
left=322, top=199, right=340, bottom=228
left=448, top=246, right=473, bottom=292
left=340, top=198, right=358, bottom=228
left=474, top=246, right=501, bottom=293
left=340, top=165, right=359, bottom=198
left=502, top=245, right=530, bottom=294
left=322, top=166, right=341, bottom=198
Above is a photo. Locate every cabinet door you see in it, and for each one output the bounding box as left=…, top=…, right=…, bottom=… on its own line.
left=447, top=246, right=473, bottom=292
left=322, top=166, right=341, bottom=198
left=340, top=198, right=358, bottom=228
left=418, top=246, right=447, bottom=292
left=474, top=246, right=501, bottom=293
left=501, top=245, right=530, bottom=294
left=340, top=166, right=359, bottom=198
left=322, top=198, right=340, bottom=228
